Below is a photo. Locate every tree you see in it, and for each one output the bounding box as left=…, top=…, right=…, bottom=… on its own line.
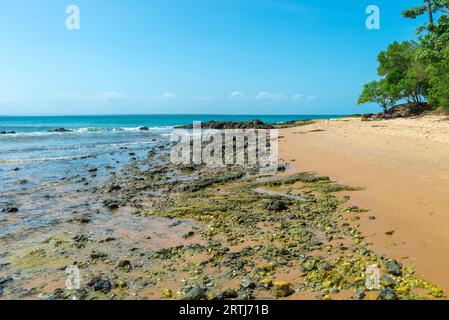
left=377, top=41, right=429, bottom=104
left=428, top=44, right=449, bottom=109
left=358, top=80, right=396, bottom=113
left=402, top=0, right=449, bottom=31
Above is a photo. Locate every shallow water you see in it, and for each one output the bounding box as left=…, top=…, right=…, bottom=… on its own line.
left=0, top=114, right=338, bottom=238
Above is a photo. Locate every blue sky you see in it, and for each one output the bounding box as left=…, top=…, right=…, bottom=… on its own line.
left=0, top=0, right=426, bottom=115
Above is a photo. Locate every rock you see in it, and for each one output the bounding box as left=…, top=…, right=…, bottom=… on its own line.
left=227, top=252, right=238, bottom=260
left=240, top=277, right=255, bottom=289
left=380, top=275, right=395, bottom=288
left=0, top=131, right=16, bottom=135
left=259, top=278, right=273, bottom=289
left=182, top=231, right=195, bottom=239
left=88, top=276, right=112, bottom=294
left=321, top=262, right=333, bottom=271
left=216, top=289, right=238, bottom=300
left=378, top=287, right=398, bottom=300
left=48, top=128, right=73, bottom=133
left=2, top=207, right=19, bottom=213
left=385, top=230, right=395, bottom=236
left=0, top=275, right=13, bottom=285
left=175, top=119, right=274, bottom=130
left=88, top=168, right=98, bottom=173
left=12, top=167, right=20, bottom=171
left=90, top=251, right=108, bottom=260
left=108, top=185, right=122, bottom=192
left=300, top=258, right=316, bottom=272
left=273, top=281, right=293, bottom=297
left=117, top=260, right=132, bottom=272
left=354, top=289, right=366, bottom=300
left=169, top=220, right=182, bottom=228
left=182, top=285, right=206, bottom=300
left=263, top=199, right=288, bottom=212
left=138, top=126, right=149, bottom=131
left=368, top=216, right=376, bottom=220
left=385, top=260, right=402, bottom=276
left=162, top=289, right=173, bottom=299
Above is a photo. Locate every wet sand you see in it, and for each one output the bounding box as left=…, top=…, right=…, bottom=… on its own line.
left=280, top=116, right=449, bottom=293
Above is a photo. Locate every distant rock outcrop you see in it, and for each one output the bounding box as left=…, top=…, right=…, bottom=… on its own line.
left=48, top=128, right=73, bottom=133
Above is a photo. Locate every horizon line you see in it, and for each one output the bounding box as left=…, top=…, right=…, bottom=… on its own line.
left=0, top=113, right=349, bottom=117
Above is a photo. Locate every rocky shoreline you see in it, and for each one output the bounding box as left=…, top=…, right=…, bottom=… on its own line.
left=0, top=126, right=444, bottom=300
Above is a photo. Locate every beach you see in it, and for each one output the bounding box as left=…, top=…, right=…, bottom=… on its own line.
left=280, top=115, right=449, bottom=293
left=0, top=115, right=447, bottom=300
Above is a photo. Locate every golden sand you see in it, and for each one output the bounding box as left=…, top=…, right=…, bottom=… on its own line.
left=280, top=116, right=449, bottom=292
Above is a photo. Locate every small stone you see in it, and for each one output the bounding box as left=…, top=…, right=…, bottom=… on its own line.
left=240, top=277, right=255, bottom=289
left=385, top=230, right=395, bottom=236
left=368, top=216, right=376, bottom=220
left=162, top=289, right=173, bottom=299
left=169, top=220, right=182, bottom=228
left=88, top=276, right=112, bottom=294
left=378, top=287, right=398, bottom=300
left=380, top=275, right=395, bottom=287
left=385, top=260, right=403, bottom=276
left=227, top=252, right=238, bottom=260
left=216, top=289, right=238, bottom=300
left=354, top=289, right=365, bottom=300
left=273, top=281, right=293, bottom=297
left=117, top=260, right=132, bottom=272
left=182, top=285, right=206, bottom=300
left=90, top=251, right=108, bottom=260
left=300, top=259, right=316, bottom=272
left=259, top=278, right=273, bottom=289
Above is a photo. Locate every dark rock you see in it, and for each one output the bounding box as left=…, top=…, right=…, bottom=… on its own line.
left=0, top=131, right=16, bottom=135
left=175, top=119, right=274, bottom=130
left=216, top=289, right=238, bottom=300
left=138, top=126, right=149, bottom=131
left=12, top=167, right=20, bottom=171
left=378, top=287, right=398, bottom=300
left=90, top=251, right=108, bottom=260
left=88, top=276, right=112, bottom=294
left=262, top=199, right=289, bottom=212
left=48, top=128, right=73, bottom=133
left=117, top=260, right=132, bottom=272
left=108, top=185, right=122, bottom=192
left=182, top=285, right=206, bottom=300
left=380, top=275, right=395, bottom=288
left=385, top=260, right=402, bottom=276
left=2, top=207, right=19, bottom=213
left=0, top=275, right=13, bottom=285
left=227, top=252, right=239, bottom=260
left=88, top=168, right=98, bottom=173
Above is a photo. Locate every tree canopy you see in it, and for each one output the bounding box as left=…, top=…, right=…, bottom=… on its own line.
left=358, top=2, right=449, bottom=112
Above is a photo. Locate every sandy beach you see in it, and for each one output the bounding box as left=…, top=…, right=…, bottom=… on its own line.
left=280, top=115, right=449, bottom=293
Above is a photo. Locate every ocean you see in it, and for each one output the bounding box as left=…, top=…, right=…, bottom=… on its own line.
left=0, top=114, right=340, bottom=236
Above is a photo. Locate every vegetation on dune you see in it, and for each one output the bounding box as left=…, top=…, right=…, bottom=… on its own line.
left=358, top=1, right=449, bottom=112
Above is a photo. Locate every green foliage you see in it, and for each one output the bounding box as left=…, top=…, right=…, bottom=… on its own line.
left=357, top=80, right=394, bottom=113
left=428, top=45, right=449, bottom=109
left=360, top=3, right=449, bottom=111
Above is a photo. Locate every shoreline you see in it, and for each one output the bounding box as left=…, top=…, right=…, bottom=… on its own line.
left=279, top=115, right=449, bottom=294
left=0, top=116, right=446, bottom=300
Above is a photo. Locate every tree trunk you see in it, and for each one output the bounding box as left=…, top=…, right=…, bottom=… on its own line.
left=427, top=0, right=434, bottom=25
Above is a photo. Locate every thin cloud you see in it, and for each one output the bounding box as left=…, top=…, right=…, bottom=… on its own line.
left=230, top=91, right=245, bottom=99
